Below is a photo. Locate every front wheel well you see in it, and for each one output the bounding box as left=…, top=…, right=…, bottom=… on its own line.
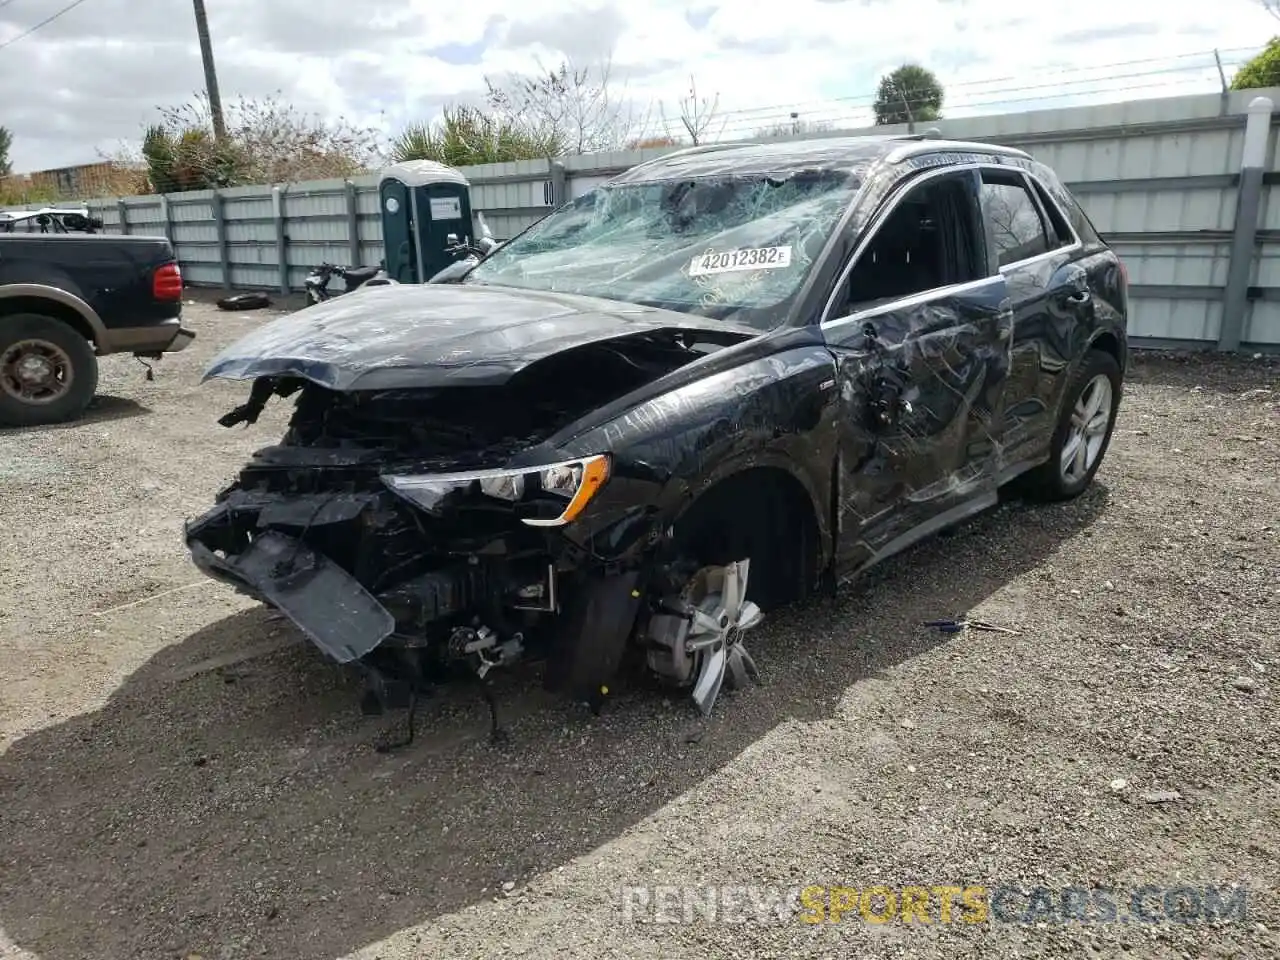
left=672, top=466, right=822, bottom=610
left=0, top=296, right=98, bottom=350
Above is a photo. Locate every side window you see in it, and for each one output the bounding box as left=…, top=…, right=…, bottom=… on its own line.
left=1027, top=178, right=1073, bottom=249
left=1029, top=176, right=1088, bottom=247
left=979, top=173, right=1048, bottom=267
left=844, top=171, right=985, bottom=311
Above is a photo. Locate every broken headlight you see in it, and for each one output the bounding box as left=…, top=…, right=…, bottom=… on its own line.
left=479, top=473, right=525, bottom=500
left=382, top=454, right=611, bottom=527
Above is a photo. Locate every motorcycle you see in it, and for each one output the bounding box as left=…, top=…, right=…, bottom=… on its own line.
left=428, top=213, right=503, bottom=284
left=304, top=261, right=396, bottom=305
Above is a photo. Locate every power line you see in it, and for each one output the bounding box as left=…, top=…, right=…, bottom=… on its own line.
left=0, top=0, right=93, bottom=52
left=714, top=50, right=1250, bottom=131
left=706, top=46, right=1257, bottom=124
left=718, top=72, right=1241, bottom=135
left=637, top=54, right=1251, bottom=140
left=893, top=46, right=1257, bottom=93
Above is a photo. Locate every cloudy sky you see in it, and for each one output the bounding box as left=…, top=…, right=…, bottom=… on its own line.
left=1, top=0, right=1277, bottom=172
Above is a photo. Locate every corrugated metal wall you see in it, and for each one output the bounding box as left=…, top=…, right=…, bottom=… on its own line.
left=9, top=88, right=1280, bottom=349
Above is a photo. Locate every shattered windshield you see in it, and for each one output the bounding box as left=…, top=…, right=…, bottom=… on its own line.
left=464, top=169, right=859, bottom=329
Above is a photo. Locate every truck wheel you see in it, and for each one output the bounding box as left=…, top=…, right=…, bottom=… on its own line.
left=0, top=313, right=99, bottom=427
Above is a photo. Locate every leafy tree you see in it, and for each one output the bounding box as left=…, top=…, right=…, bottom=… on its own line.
left=0, top=182, right=57, bottom=206
left=0, top=125, right=11, bottom=177
left=389, top=105, right=560, bottom=166
left=1232, top=37, right=1280, bottom=90
left=122, top=91, right=384, bottom=193
left=873, top=64, right=944, bottom=125
left=140, top=125, right=180, bottom=193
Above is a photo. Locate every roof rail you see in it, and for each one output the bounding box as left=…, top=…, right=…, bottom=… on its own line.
left=884, top=138, right=1031, bottom=163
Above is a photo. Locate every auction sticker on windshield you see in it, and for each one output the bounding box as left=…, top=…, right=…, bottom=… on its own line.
left=689, top=245, right=793, bottom=277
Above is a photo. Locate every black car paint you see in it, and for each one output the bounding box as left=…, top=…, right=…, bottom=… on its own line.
left=203, top=282, right=762, bottom=391
left=0, top=234, right=183, bottom=343
left=186, top=136, right=1128, bottom=709
left=823, top=274, right=1013, bottom=569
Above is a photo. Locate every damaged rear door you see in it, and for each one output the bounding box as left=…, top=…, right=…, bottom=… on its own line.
left=821, top=165, right=1013, bottom=571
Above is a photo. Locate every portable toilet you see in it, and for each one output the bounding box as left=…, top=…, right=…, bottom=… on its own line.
left=378, top=160, right=474, bottom=284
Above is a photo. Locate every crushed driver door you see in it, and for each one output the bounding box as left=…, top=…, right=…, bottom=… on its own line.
left=821, top=167, right=1013, bottom=574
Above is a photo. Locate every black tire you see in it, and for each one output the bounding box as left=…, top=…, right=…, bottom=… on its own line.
left=217, top=292, right=271, bottom=311
left=0, top=313, right=98, bottom=427
left=1018, top=348, right=1122, bottom=502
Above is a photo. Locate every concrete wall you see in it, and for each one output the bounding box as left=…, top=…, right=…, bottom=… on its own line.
left=10, top=88, right=1280, bottom=351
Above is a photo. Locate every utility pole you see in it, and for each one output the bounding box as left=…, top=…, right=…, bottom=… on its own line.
left=192, top=0, right=226, bottom=140
left=892, top=80, right=915, bottom=132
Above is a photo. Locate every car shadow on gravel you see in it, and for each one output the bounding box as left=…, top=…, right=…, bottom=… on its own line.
left=0, top=486, right=1109, bottom=960
left=1, top=395, right=150, bottom=435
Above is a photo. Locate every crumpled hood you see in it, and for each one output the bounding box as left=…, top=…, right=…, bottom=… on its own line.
left=203, top=282, right=759, bottom=391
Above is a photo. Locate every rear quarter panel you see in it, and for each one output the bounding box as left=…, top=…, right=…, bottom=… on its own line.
left=0, top=235, right=180, bottom=328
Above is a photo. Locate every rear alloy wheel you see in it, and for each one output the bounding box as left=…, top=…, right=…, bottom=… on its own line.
left=1021, top=348, right=1121, bottom=501
left=644, top=559, right=764, bottom=716
left=0, top=313, right=98, bottom=427
left=1061, top=374, right=1113, bottom=483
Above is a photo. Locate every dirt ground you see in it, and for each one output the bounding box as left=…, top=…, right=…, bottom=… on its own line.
left=0, top=295, right=1277, bottom=960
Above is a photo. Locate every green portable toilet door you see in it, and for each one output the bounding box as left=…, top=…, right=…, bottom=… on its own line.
left=418, top=185, right=474, bottom=280
left=379, top=179, right=418, bottom=283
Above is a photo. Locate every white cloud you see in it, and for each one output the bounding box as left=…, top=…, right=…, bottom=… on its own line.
left=0, top=0, right=1276, bottom=170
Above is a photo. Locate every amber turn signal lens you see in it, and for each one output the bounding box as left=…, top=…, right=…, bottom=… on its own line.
left=557, top=454, right=611, bottom=524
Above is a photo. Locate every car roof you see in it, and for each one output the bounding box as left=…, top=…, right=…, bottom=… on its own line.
left=611, top=135, right=1031, bottom=185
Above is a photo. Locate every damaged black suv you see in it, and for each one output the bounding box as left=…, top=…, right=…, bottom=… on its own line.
left=186, top=135, right=1127, bottom=725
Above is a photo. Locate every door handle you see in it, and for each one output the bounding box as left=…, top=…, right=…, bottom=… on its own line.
left=1065, top=290, right=1091, bottom=304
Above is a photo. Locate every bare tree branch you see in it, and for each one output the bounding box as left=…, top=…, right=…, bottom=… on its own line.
left=659, top=75, right=726, bottom=146
left=483, top=54, right=646, bottom=155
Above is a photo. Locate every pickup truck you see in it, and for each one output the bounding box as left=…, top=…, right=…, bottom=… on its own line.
left=0, top=233, right=194, bottom=426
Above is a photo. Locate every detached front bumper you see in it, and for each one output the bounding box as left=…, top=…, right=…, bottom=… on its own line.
left=184, top=486, right=563, bottom=666
left=188, top=527, right=395, bottom=662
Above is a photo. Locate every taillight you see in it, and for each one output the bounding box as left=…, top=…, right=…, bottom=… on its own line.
left=1117, top=258, right=1128, bottom=287
left=152, top=261, right=183, bottom=301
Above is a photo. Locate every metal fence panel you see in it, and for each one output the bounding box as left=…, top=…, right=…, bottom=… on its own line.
left=8, top=88, right=1280, bottom=348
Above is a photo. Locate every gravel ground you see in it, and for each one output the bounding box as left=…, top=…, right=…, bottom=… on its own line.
left=0, top=297, right=1277, bottom=960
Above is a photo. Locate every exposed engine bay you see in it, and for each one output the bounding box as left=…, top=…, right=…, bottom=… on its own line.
left=184, top=326, right=764, bottom=744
